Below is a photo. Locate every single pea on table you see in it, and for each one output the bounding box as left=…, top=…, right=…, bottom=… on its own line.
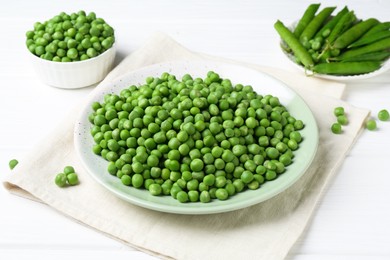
left=8, top=159, right=19, bottom=170
left=378, top=109, right=390, bottom=121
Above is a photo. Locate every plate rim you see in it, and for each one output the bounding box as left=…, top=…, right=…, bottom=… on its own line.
left=74, top=60, right=319, bottom=214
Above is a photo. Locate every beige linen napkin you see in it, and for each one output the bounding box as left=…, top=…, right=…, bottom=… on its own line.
left=3, top=32, right=369, bottom=260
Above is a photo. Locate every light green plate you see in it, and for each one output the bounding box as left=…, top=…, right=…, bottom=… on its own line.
left=74, top=60, right=319, bottom=215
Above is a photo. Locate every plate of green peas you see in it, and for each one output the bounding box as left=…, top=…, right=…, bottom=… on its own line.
left=74, top=60, right=319, bottom=214
left=275, top=4, right=390, bottom=81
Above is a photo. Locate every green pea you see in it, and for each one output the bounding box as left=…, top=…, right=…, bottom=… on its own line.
left=187, top=179, right=199, bottom=191
left=287, top=139, right=298, bottom=150
left=215, top=176, right=227, bottom=188
left=331, top=123, right=342, bottom=134
left=55, top=173, right=68, bottom=187
left=378, top=109, right=389, bottom=121
left=248, top=180, right=260, bottom=190
left=337, top=115, right=348, bottom=125
left=9, top=159, right=19, bottom=170
left=149, top=183, right=162, bottom=195
left=265, top=170, right=277, bottom=181
left=67, top=173, right=79, bottom=185
left=366, top=119, right=377, bottom=131
left=132, top=174, right=144, bottom=188
left=279, top=154, right=292, bottom=166
left=215, top=188, right=229, bottom=200
left=176, top=191, right=189, bottom=203
left=334, top=107, right=345, bottom=117
left=200, top=191, right=211, bottom=203
left=63, top=166, right=75, bottom=175
left=188, top=190, right=199, bottom=202
left=241, top=171, right=254, bottom=184
left=289, top=131, right=302, bottom=142
left=121, top=175, right=132, bottom=186
left=203, top=174, right=216, bottom=186
left=233, top=179, right=245, bottom=192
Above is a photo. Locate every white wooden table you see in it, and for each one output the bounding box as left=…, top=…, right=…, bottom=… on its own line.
left=1, top=1, right=390, bottom=259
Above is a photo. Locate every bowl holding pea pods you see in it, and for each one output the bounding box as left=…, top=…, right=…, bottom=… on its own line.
left=275, top=4, right=390, bottom=81
left=26, top=10, right=116, bottom=89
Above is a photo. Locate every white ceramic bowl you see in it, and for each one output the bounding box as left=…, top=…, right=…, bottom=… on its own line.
left=28, top=44, right=116, bottom=89
left=280, top=21, right=390, bottom=82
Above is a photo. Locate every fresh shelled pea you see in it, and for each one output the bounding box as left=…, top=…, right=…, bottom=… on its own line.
left=67, top=173, right=79, bottom=186
left=55, top=173, right=68, bottom=187
left=337, top=115, right=348, bottom=125
left=26, top=10, right=115, bottom=62
left=334, top=106, right=345, bottom=117
left=276, top=4, right=390, bottom=76
left=8, top=159, right=19, bottom=170
left=64, top=165, right=75, bottom=175
left=88, top=71, right=305, bottom=203
left=378, top=109, right=390, bottom=121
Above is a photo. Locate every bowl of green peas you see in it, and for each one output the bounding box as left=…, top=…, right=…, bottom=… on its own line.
left=275, top=4, right=390, bottom=81
left=26, top=10, right=116, bottom=89
left=74, top=60, right=319, bottom=214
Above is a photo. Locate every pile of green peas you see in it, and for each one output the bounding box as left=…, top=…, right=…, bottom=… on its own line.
left=9, top=159, right=18, bottom=170
left=26, top=10, right=115, bottom=62
left=55, top=166, right=79, bottom=187
left=88, top=71, right=305, bottom=203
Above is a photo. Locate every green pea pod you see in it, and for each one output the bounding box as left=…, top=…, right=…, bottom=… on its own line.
left=331, top=51, right=390, bottom=62
left=327, top=11, right=357, bottom=44
left=313, top=61, right=382, bottom=75
left=299, top=6, right=336, bottom=43
left=314, top=6, right=349, bottom=39
left=348, top=30, right=390, bottom=48
left=274, top=20, right=314, bottom=68
left=293, top=3, right=321, bottom=37
left=362, top=21, right=390, bottom=37
left=332, top=18, right=380, bottom=49
left=337, top=37, right=390, bottom=60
